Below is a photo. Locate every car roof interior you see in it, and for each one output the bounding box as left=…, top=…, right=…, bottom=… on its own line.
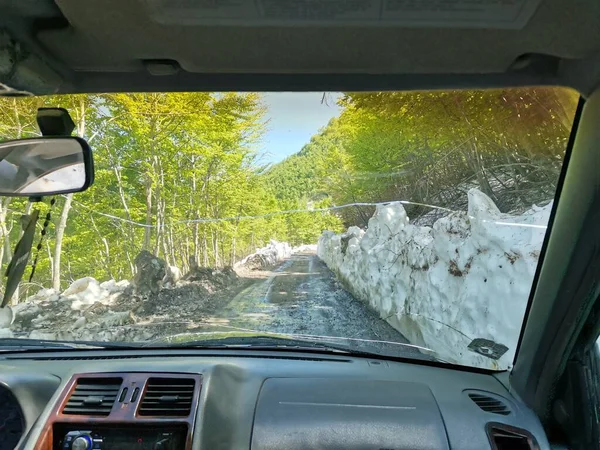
left=1, top=0, right=600, bottom=95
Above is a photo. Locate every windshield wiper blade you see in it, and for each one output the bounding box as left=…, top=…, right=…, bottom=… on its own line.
left=0, top=338, right=143, bottom=352
left=148, top=335, right=353, bottom=353
left=151, top=334, right=445, bottom=363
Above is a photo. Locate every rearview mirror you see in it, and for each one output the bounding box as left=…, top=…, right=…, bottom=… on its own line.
left=0, top=137, right=94, bottom=197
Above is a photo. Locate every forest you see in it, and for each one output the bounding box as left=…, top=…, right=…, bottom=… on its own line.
left=0, top=88, right=579, bottom=302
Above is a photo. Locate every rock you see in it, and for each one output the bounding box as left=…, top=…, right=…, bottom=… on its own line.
left=183, top=266, right=238, bottom=293
left=133, top=251, right=167, bottom=295
left=72, top=316, right=86, bottom=329
left=30, top=314, right=47, bottom=324
left=162, top=265, right=182, bottom=287
left=28, top=330, right=56, bottom=340
left=83, top=302, right=109, bottom=317
left=10, top=303, right=41, bottom=331
left=97, top=311, right=133, bottom=327
left=12, top=302, right=38, bottom=315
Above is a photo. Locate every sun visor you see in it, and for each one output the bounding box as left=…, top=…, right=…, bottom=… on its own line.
left=143, top=0, right=542, bottom=29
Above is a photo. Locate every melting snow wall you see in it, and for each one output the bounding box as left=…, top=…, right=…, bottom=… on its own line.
left=318, top=189, right=551, bottom=370
left=235, top=240, right=293, bottom=269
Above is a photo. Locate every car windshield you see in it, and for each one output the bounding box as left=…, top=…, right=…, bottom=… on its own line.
left=0, top=89, right=578, bottom=370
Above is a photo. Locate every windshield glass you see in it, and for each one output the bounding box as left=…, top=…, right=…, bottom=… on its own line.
left=0, top=89, right=578, bottom=370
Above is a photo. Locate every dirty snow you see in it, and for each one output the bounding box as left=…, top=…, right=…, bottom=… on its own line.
left=5, top=276, right=134, bottom=341
left=292, top=244, right=318, bottom=253
left=235, top=240, right=293, bottom=270
left=318, top=188, right=551, bottom=370
left=1, top=243, right=316, bottom=343
left=1, top=257, right=241, bottom=342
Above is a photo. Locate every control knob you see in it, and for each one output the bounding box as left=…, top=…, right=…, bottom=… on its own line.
left=71, top=435, right=92, bottom=450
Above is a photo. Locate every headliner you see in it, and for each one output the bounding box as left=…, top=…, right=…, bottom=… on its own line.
left=1, top=0, right=599, bottom=95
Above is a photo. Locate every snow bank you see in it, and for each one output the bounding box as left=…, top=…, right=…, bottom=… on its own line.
left=4, top=263, right=240, bottom=343
left=236, top=240, right=292, bottom=270
left=13, top=277, right=130, bottom=312
left=62, top=277, right=130, bottom=310
left=318, top=188, right=551, bottom=370
left=292, top=244, right=318, bottom=253
left=0, top=276, right=133, bottom=340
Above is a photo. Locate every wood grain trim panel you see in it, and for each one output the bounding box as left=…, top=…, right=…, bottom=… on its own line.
left=34, top=372, right=202, bottom=450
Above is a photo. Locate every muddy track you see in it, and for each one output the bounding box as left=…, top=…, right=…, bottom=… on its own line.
left=194, top=252, right=419, bottom=356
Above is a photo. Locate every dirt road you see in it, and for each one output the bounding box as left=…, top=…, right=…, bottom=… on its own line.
left=12, top=251, right=419, bottom=356
left=192, top=252, right=418, bottom=356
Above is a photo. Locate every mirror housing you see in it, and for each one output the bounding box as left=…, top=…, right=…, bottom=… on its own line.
left=0, top=136, right=94, bottom=197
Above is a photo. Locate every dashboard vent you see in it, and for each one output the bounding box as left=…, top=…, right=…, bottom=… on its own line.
left=62, top=378, right=122, bottom=416
left=468, top=392, right=510, bottom=415
left=138, top=378, right=195, bottom=417
left=487, top=424, right=536, bottom=450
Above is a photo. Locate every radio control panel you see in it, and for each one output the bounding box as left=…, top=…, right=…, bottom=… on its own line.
left=56, top=427, right=186, bottom=450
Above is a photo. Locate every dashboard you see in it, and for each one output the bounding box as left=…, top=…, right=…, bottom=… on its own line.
left=0, top=349, right=548, bottom=450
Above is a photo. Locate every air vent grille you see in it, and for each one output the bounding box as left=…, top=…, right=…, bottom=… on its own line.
left=468, top=392, right=511, bottom=415
left=138, top=378, right=195, bottom=417
left=488, top=424, right=535, bottom=450
left=62, top=378, right=122, bottom=416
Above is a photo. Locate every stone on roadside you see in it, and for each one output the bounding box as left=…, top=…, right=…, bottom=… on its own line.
left=97, top=310, right=133, bottom=327
left=28, top=330, right=57, bottom=340
left=72, top=316, right=86, bottom=329
left=133, top=251, right=167, bottom=295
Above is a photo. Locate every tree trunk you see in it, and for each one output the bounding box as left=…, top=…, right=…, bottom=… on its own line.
left=168, top=226, right=176, bottom=267
left=231, top=237, right=236, bottom=266
left=89, top=214, right=113, bottom=279
left=144, top=176, right=153, bottom=250
left=193, top=214, right=200, bottom=264
left=0, top=198, right=12, bottom=294
left=154, top=158, right=164, bottom=256
left=52, top=194, right=73, bottom=291
left=202, top=230, right=208, bottom=267
left=0, top=198, right=12, bottom=264
left=51, top=97, right=87, bottom=291
left=154, top=198, right=163, bottom=257
left=212, top=229, right=219, bottom=267
left=46, top=240, right=54, bottom=276
left=113, top=165, right=136, bottom=254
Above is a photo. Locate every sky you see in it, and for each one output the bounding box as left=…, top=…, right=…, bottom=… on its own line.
left=258, top=92, right=341, bottom=165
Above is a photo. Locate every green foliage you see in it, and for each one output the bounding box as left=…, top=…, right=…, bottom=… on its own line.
left=293, top=88, right=579, bottom=226
left=0, top=92, right=342, bottom=297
